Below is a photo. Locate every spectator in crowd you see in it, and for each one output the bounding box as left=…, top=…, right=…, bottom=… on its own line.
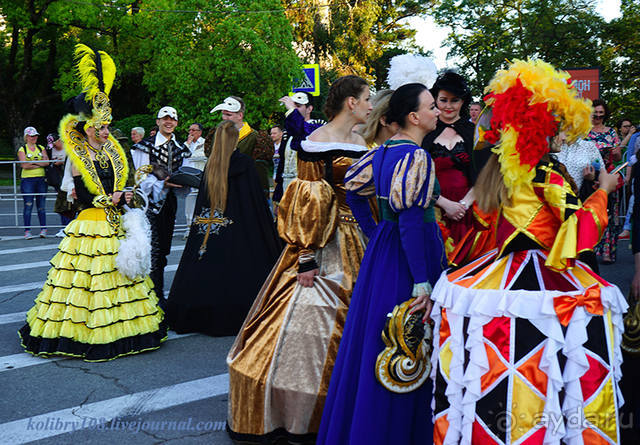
left=269, top=125, right=285, bottom=213
left=47, top=133, right=75, bottom=237
left=586, top=99, right=622, bottom=264
left=148, top=126, right=158, bottom=139
left=182, top=122, right=207, bottom=236
left=46, top=132, right=65, bottom=193
left=17, top=126, right=49, bottom=239
left=270, top=124, right=284, bottom=149
left=621, top=125, right=640, bottom=240
left=469, top=101, right=482, bottom=124
left=554, top=132, right=605, bottom=271
left=133, top=106, right=191, bottom=301
left=131, top=126, right=145, bottom=145
left=617, top=118, right=635, bottom=155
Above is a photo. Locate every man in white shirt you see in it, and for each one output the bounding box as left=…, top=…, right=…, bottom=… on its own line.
left=132, top=106, right=190, bottom=300
left=182, top=123, right=207, bottom=232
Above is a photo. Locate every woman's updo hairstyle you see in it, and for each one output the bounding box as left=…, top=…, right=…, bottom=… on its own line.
left=323, top=75, right=369, bottom=121
left=431, top=70, right=471, bottom=115
left=386, top=83, right=428, bottom=128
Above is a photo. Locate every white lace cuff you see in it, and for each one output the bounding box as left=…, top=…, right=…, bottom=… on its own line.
left=412, top=282, right=433, bottom=298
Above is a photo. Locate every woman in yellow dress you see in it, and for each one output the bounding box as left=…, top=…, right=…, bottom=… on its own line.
left=18, top=44, right=166, bottom=362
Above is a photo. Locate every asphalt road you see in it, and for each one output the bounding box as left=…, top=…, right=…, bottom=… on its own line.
left=0, top=191, right=636, bottom=444
left=0, top=194, right=237, bottom=445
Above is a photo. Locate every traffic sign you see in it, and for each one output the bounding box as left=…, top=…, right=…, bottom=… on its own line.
left=292, top=64, right=320, bottom=96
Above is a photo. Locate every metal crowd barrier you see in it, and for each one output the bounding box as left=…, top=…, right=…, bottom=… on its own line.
left=0, top=159, right=194, bottom=230
left=0, top=159, right=632, bottom=231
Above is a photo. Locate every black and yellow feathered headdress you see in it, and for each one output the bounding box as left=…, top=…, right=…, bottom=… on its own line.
left=59, top=44, right=128, bottom=197
left=68, top=44, right=117, bottom=130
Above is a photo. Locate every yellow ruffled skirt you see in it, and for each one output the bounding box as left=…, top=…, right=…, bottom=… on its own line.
left=19, top=208, right=166, bottom=362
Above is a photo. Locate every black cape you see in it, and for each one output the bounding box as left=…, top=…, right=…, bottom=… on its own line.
left=166, top=151, right=283, bottom=336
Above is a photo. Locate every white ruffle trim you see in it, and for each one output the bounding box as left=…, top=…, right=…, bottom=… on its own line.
left=115, top=208, right=152, bottom=280
left=430, top=266, right=628, bottom=445
left=300, top=140, right=368, bottom=153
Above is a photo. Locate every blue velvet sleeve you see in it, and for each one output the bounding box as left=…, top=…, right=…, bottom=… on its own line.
left=388, top=147, right=436, bottom=285
left=346, top=191, right=376, bottom=238
left=284, top=109, right=307, bottom=140
left=398, top=206, right=429, bottom=284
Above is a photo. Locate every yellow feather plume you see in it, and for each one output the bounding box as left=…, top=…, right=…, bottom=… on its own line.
left=484, top=59, right=593, bottom=195
left=485, top=59, right=592, bottom=145
left=74, top=44, right=116, bottom=101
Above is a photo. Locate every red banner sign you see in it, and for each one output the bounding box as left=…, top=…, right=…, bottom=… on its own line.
left=565, top=68, right=600, bottom=101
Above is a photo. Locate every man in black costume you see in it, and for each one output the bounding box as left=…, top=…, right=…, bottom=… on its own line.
left=132, top=106, right=191, bottom=301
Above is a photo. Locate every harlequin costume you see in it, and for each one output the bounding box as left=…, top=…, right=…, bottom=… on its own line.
left=430, top=60, right=628, bottom=444
left=226, top=141, right=369, bottom=443
left=19, top=45, right=166, bottom=362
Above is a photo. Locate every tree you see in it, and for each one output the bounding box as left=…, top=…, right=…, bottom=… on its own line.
left=431, top=0, right=604, bottom=98
left=283, top=0, right=432, bottom=85
left=599, top=0, right=640, bottom=124
left=0, top=0, right=300, bottom=151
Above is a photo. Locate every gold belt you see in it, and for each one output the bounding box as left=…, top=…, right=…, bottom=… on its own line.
left=339, top=214, right=358, bottom=224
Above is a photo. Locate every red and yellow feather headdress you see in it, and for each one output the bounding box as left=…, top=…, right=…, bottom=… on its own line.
left=479, top=59, right=592, bottom=195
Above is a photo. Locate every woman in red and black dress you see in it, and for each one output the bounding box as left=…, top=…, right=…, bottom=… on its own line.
left=421, top=71, right=477, bottom=245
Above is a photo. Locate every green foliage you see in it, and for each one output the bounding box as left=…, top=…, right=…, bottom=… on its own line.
left=432, top=0, right=604, bottom=99
left=431, top=0, right=640, bottom=122
left=110, top=114, right=158, bottom=140
left=0, top=0, right=300, bottom=150
left=599, top=1, right=640, bottom=124
left=133, top=0, right=301, bottom=131
left=282, top=0, right=432, bottom=84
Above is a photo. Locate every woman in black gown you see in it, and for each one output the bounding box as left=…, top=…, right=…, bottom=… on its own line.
left=166, top=121, right=282, bottom=336
left=421, top=71, right=476, bottom=245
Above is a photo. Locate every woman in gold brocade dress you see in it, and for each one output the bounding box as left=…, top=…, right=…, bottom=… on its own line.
left=226, top=75, right=372, bottom=443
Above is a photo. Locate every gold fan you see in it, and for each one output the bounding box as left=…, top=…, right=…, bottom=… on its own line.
left=375, top=298, right=432, bottom=393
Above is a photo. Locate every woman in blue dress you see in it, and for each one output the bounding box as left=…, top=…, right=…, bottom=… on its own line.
left=317, top=83, right=447, bottom=444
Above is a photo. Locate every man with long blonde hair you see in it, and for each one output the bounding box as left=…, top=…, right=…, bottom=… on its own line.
left=165, top=121, right=281, bottom=337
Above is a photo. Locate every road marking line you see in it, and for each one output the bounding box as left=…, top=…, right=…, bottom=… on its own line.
left=0, top=372, right=229, bottom=444
left=0, top=264, right=179, bottom=295
left=0, top=331, right=195, bottom=373
left=0, top=282, right=41, bottom=295
left=0, top=242, right=185, bottom=257
left=0, top=261, right=50, bottom=273
left=0, top=312, right=25, bottom=325
left=0, top=245, right=59, bottom=255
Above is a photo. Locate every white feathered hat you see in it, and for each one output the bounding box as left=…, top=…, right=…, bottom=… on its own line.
left=386, top=54, right=438, bottom=90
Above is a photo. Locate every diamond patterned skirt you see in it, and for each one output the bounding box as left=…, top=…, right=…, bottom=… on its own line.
left=430, top=249, right=628, bottom=445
